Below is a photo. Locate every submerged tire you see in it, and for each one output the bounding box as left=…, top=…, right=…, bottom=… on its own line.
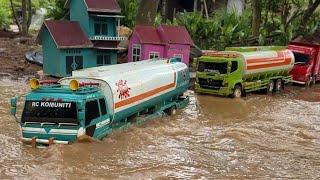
left=165, top=106, right=177, bottom=116
left=267, top=80, right=274, bottom=94
left=305, top=76, right=312, bottom=87
left=275, top=79, right=283, bottom=92
left=232, top=85, right=242, bottom=98
left=311, top=76, right=316, bottom=86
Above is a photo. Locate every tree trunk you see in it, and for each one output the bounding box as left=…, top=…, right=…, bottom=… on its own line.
left=193, top=0, right=198, bottom=12
left=161, top=0, right=167, bottom=19
left=27, top=0, right=32, bottom=28
left=9, top=0, right=22, bottom=32
left=298, top=0, right=320, bottom=34
left=203, top=0, right=209, bottom=19
left=136, top=0, right=160, bottom=26
left=21, top=0, right=28, bottom=35
left=252, top=0, right=261, bottom=36
left=20, top=0, right=33, bottom=35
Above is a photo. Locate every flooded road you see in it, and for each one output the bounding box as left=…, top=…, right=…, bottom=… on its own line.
left=0, top=78, right=320, bottom=179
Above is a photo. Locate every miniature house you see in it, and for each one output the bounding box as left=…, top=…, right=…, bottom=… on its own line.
left=128, top=25, right=194, bottom=65
left=37, top=0, right=126, bottom=77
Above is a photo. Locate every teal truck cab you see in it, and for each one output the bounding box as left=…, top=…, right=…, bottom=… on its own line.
left=12, top=83, right=107, bottom=144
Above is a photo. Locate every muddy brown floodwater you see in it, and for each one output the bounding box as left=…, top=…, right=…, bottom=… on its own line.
left=0, top=77, right=320, bottom=179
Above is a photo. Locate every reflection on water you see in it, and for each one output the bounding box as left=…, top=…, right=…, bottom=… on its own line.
left=0, top=78, right=320, bottom=179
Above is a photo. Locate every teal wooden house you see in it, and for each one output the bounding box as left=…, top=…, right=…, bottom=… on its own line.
left=36, top=0, right=126, bottom=77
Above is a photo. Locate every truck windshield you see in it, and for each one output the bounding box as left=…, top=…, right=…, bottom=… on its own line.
left=21, top=101, right=78, bottom=124
left=198, top=61, right=228, bottom=74
left=294, top=52, right=310, bottom=64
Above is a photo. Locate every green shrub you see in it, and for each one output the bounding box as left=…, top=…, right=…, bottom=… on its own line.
left=0, top=0, right=11, bottom=29
left=172, top=10, right=252, bottom=50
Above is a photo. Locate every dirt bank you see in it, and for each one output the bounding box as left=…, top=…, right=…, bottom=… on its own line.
left=0, top=33, right=41, bottom=79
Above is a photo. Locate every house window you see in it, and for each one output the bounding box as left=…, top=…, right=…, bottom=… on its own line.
left=174, top=54, right=183, bottom=62
left=132, top=44, right=141, bottom=62
left=94, top=23, right=108, bottom=35
left=97, top=54, right=111, bottom=66
left=66, top=55, right=83, bottom=75
left=149, top=52, right=160, bottom=59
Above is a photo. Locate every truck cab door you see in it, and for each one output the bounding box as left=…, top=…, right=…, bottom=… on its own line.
left=84, top=98, right=111, bottom=138
left=84, top=99, right=100, bottom=137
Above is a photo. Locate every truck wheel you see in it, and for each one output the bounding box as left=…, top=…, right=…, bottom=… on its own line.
left=275, top=79, right=283, bottom=92
left=165, top=106, right=176, bottom=116
left=232, top=85, right=242, bottom=98
left=305, top=76, right=311, bottom=87
left=311, top=76, right=316, bottom=86
left=267, top=80, right=274, bottom=93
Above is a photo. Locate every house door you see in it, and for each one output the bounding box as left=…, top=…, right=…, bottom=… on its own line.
left=66, top=56, right=83, bottom=75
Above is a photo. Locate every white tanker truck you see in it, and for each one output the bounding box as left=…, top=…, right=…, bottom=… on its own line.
left=10, top=59, right=190, bottom=146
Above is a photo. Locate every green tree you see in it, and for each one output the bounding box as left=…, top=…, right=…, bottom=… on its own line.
left=118, top=0, right=139, bottom=28
left=45, top=0, right=69, bottom=20
left=9, top=0, right=33, bottom=35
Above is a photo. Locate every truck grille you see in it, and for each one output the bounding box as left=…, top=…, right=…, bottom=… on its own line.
left=198, top=78, right=223, bottom=90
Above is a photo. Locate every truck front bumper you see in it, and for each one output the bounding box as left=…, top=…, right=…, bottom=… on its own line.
left=21, top=126, right=81, bottom=145
left=195, top=84, right=231, bottom=96
left=291, top=80, right=306, bottom=85
left=22, top=137, right=69, bottom=144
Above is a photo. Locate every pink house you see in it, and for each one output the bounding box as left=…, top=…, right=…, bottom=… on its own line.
left=128, top=25, right=194, bottom=65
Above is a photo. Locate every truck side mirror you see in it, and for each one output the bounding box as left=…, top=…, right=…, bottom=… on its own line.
left=193, top=58, right=198, bottom=70
left=11, top=107, right=17, bottom=116
left=10, top=97, right=17, bottom=116
left=227, top=61, right=232, bottom=73
left=11, top=97, right=17, bottom=107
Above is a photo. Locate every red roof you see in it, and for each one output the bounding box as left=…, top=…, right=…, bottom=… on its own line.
left=85, top=0, right=120, bottom=13
left=159, top=25, right=194, bottom=46
left=133, top=25, right=194, bottom=46
left=65, top=0, right=120, bottom=13
left=37, top=20, right=93, bottom=49
left=134, top=26, right=164, bottom=45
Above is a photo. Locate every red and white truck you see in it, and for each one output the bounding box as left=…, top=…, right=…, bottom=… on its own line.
left=288, top=41, right=320, bottom=86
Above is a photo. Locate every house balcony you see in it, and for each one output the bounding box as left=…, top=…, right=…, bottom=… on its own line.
left=90, top=36, right=127, bottom=41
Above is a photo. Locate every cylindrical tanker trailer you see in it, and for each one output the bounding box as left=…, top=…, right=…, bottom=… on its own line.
left=10, top=59, right=190, bottom=146
left=195, top=49, right=295, bottom=97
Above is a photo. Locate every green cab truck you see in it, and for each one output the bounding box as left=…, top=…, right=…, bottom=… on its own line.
left=195, top=49, right=295, bottom=97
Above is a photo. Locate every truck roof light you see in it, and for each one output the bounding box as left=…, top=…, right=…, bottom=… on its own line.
left=69, top=79, right=79, bottom=91
left=29, top=78, right=40, bottom=90
left=79, top=82, right=100, bottom=87
left=69, top=80, right=100, bottom=91
left=202, top=50, right=240, bottom=58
